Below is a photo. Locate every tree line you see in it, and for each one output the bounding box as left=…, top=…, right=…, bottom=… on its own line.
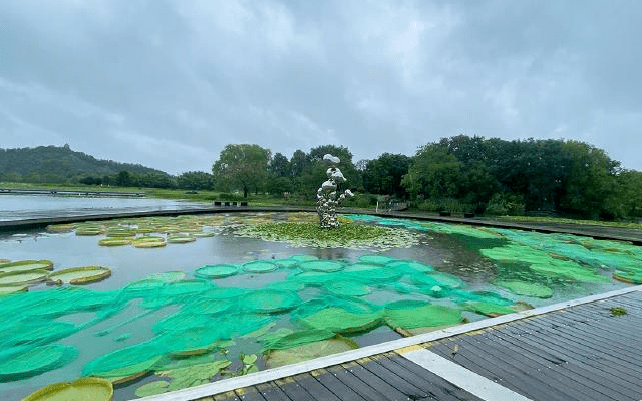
left=3, top=138, right=641, bottom=220
left=206, top=137, right=642, bottom=219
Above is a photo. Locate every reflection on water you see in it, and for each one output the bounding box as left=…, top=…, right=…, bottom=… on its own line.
left=0, top=194, right=207, bottom=221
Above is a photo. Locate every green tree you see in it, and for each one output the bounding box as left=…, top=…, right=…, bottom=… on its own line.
left=363, top=153, right=410, bottom=197
left=270, top=153, right=290, bottom=177
left=212, top=144, right=271, bottom=198
left=402, top=144, right=463, bottom=199
left=177, top=171, right=215, bottom=190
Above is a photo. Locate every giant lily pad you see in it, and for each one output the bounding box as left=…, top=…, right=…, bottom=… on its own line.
left=167, top=234, right=196, bottom=244
left=21, top=377, right=113, bottom=401
left=194, top=264, right=239, bottom=279
left=98, top=238, right=131, bottom=247
left=266, top=337, right=358, bottom=369
left=48, top=266, right=111, bottom=285
left=242, top=261, right=278, bottom=273
left=299, top=260, right=345, bottom=272
left=0, top=269, right=50, bottom=286
left=0, top=259, right=53, bottom=274
left=495, top=279, right=554, bottom=298
left=384, top=301, right=463, bottom=329
left=613, top=270, right=642, bottom=284
left=0, top=345, right=77, bottom=381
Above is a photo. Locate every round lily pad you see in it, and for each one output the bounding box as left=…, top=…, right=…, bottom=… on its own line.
left=167, top=234, right=196, bottom=244
left=613, top=270, right=642, bottom=284
left=325, top=280, right=370, bottom=296
left=98, top=238, right=132, bottom=247
left=0, top=260, right=53, bottom=274
left=132, top=238, right=167, bottom=248
left=0, top=285, right=27, bottom=296
left=358, top=254, right=395, bottom=265
left=243, top=261, right=278, bottom=273
left=299, top=260, right=344, bottom=272
left=48, top=266, right=111, bottom=285
left=0, top=269, right=50, bottom=286
left=244, top=289, right=302, bottom=314
left=21, top=377, right=113, bottom=401
left=194, top=264, right=239, bottom=279
left=0, top=345, right=77, bottom=381
left=495, top=279, right=554, bottom=298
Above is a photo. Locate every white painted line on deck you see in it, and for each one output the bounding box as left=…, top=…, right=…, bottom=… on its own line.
left=403, top=348, right=535, bottom=401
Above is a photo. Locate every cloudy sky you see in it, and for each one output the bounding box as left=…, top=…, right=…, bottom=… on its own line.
left=2, top=1, right=641, bottom=175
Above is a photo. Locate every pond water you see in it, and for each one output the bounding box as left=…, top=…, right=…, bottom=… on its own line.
left=0, top=194, right=207, bottom=221
left=1, top=211, right=640, bottom=400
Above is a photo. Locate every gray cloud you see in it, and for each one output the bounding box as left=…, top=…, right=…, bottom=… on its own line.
left=1, top=0, right=641, bottom=174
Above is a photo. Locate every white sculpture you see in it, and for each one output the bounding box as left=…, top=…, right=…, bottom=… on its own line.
left=317, top=154, right=353, bottom=228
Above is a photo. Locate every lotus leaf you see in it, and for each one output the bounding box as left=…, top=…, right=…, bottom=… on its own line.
left=0, top=269, right=50, bottom=286
left=48, top=266, right=111, bottom=285
left=266, top=337, right=358, bottom=369
left=299, top=260, right=344, bottom=272
left=194, top=264, right=239, bottom=279
left=613, top=270, right=642, bottom=284
left=167, top=234, right=196, bottom=244
left=242, top=261, right=278, bottom=273
left=463, top=302, right=516, bottom=317
left=98, top=238, right=131, bottom=246
left=82, top=343, right=164, bottom=379
left=495, top=279, right=554, bottom=298
left=0, top=259, right=53, bottom=274
left=298, top=308, right=383, bottom=335
left=0, top=345, right=77, bottom=381
left=21, top=377, right=113, bottom=401
left=384, top=301, right=463, bottom=329
left=243, top=289, right=302, bottom=314
left=134, top=380, right=169, bottom=397
left=325, top=280, right=370, bottom=296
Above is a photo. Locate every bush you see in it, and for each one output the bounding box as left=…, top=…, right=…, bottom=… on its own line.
left=218, top=193, right=244, bottom=202
left=344, top=193, right=377, bottom=209
left=485, top=193, right=525, bottom=216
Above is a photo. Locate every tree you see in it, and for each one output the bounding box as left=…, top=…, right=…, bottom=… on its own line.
left=363, top=153, right=410, bottom=197
left=270, top=153, right=290, bottom=177
left=401, top=144, right=463, bottom=199
left=212, top=144, right=271, bottom=198
left=177, top=171, right=215, bottom=190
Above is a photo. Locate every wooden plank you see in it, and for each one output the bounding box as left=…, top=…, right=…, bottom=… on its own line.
left=310, top=368, right=366, bottom=401
left=342, top=359, right=414, bottom=401
left=474, top=329, right=629, bottom=401
left=289, top=373, right=342, bottom=401
left=213, top=390, right=242, bottom=401
left=496, top=321, right=642, bottom=398
left=504, top=317, right=642, bottom=377
left=385, top=352, right=487, bottom=401
left=233, top=387, right=265, bottom=401
left=522, top=314, right=642, bottom=374
left=273, top=377, right=316, bottom=401
left=451, top=334, right=605, bottom=401
left=380, top=352, right=485, bottom=401
left=255, top=381, right=292, bottom=401
left=427, top=341, right=571, bottom=401
left=326, top=365, right=390, bottom=401
left=355, top=356, right=429, bottom=399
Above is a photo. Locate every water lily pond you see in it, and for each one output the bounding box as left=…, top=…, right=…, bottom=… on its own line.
left=1, top=211, right=641, bottom=400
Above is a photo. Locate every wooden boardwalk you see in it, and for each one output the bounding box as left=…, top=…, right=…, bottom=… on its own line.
left=140, top=286, right=642, bottom=401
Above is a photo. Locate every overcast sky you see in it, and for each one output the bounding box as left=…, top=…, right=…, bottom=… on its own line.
left=2, top=1, right=641, bottom=175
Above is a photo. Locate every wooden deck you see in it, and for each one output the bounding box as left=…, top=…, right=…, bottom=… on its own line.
left=140, top=285, right=642, bottom=401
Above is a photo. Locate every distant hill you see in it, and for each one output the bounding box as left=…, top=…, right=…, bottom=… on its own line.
left=0, top=145, right=170, bottom=183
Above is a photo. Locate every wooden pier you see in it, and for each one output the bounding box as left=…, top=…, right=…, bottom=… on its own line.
left=140, top=285, right=642, bottom=401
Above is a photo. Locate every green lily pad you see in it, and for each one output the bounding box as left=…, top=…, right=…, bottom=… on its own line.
left=244, top=289, right=302, bottom=314
left=21, top=377, right=113, bottom=401
left=0, top=345, right=77, bottom=381
left=266, top=337, right=358, bottom=369
left=0, top=260, right=53, bottom=274
left=0, top=269, right=50, bottom=286
left=299, top=260, right=345, bottom=272
left=613, top=270, right=642, bottom=284
left=48, top=266, right=111, bottom=285
left=0, top=285, right=27, bottom=295
left=495, top=279, right=554, bottom=298
left=98, top=238, right=132, bottom=247
left=134, top=380, right=169, bottom=397
left=463, top=302, right=516, bottom=317
left=384, top=301, right=463, bottom=329
left=325, top=280, right=370, bottom=296
left=194, top=264, right=239, bottom=279
left=243, top=261, right=278, bottom=273
left=167, top=234, right=196, bottom=244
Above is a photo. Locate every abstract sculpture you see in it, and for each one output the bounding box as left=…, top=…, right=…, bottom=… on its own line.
left=317, top=154, right=353, bottom=228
